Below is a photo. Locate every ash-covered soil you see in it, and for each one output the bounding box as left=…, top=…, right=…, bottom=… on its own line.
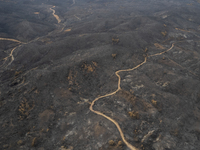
left=0, top=0, right=200, bottom=150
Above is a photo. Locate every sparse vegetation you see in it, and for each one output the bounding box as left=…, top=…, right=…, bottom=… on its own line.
left=108, top=140, right=123, bottom=149
left=18, top=98, right=34, bottom=120
left=161, top=31, right=167, bottom=37
left=170, top=129, right=179, bottom=136
left=151, top=99, right=157, bottom=106
left=14, top=71, right=22, bottom=76
left=112, top=37, right=119, bottom=44
left=17, top=140, right=23, bottom=145
left=128, top=111, right=139, bottom=119
left=154, top=43, right=165, bottom=49
left=109, top=140, right=115, bottom=146
left=118, top=90, right=136, bottom=105
left=68, top=69, right=77, bottom=86
left=81, top=61, right=98, bottom=73
left=112, top=53, right=117, bottom=59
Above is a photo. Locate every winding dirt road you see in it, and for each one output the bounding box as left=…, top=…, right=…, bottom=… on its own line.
left=0, top=38, right=22, bottom=68
left=6, top=45, right=22, bottom=67
left=50, top=6, right=61, bottom=24
left=0, top=38, right=22, bottom=43
left=89, top=43, right=177, bottom=150
left=0, top=6, right=62, bottom=68
left=0, top=4, right=198, bottom=149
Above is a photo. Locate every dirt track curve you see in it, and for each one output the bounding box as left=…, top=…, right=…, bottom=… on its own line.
left=0, top=38, right=22, bottom=43
left=0, top=6, right=61, bottom=68
left=0, top=3, right=198, bottom=149
left=89, top=43, right=177, bottom=150
left=50, top=6, right=61, bottom=24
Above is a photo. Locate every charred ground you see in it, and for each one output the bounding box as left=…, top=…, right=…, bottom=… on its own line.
left=0, top=0, right=200, bottom=150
